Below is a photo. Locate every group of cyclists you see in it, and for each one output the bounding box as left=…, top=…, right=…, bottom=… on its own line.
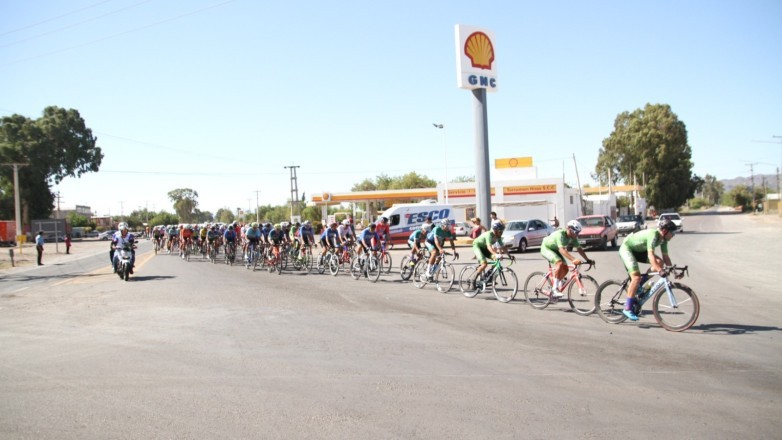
left=147, top=210, right=680, bottom=322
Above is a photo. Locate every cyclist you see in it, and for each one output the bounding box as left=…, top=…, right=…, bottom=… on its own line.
left=298, top=220, right=315, bottom=254
left=244, top=222, right=261, bottom=262
left=469, top=221, right=509, bottom=286
left=357, top=223, right=379, bottom=256
left=540, top=219, right=593, bottom=298
left=618, top=218, right=680, bottom=321
left=375, top=217, right=391, bottom=246
left=280, top=222, right=291, bottom=245
left=180, top=224, right=194, bottom=258
left=267, top=223, right=285, bottom=262
left=167, top=224, right=179, bottom=254
left=319, top=222, right=340, bottom=262
left=425, top=219, right=458, bottom=278
left=337, top=219, right=354, bottom=245
left=198, top=224, right=208, bottom=254
left=152, top=226, right=164, bottom=250
left=407, top=223, right=431, bottom=265
left=223, top=224, right=237, bottom=260
left=206, top=225, right=220, bottom=257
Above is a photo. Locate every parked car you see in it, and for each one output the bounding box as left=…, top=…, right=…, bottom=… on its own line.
left=453, top=221, right=473, bottom=237
left=98, top=230, right=117, bottom=240
left=657, top=212, right=683, bottom=232
left=616, top=214, right=645, bottom=236
left=501, top=218, right=553, bottom=253
left=576, top=215, right=618, bottom=250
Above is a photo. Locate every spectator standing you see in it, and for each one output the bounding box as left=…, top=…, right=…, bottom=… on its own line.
left=64, top=233, right=72, bottom=254
left=35, top=231, right=45, bottom=266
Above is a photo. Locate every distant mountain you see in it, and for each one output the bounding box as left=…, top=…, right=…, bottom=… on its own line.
left=720, top=174, right=780, bottom=193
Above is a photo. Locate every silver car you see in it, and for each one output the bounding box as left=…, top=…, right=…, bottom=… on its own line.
left=501, top=219, right=553, bottom=253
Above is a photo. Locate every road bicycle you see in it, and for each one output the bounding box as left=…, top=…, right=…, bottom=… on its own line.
left=265, top=243, right=284, bottom=274
left=245, top=241, right=262, bottom=271
left=292, top=243, right=314, bottom=273
left=399, top=247, right=430, bottom=281
left=594, top=265, right=699, bottom=332
left=412, top=252, right=458, bottom=293
left=458, top=255, right=518, bottom=303
left=327, top=241, right=354, bottom=276
left=208, top=241, right=218, bottom=264
left=378, top=240, right=393, bottom=274
left=224, top=241, right=236, bottom=266
left=523, top=260, right=599, bottom=315
left=350, top=250, right=382, bottom=283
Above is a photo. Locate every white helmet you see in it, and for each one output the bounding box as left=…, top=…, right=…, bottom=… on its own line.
left=342, top=219, right=351, bottom=226
left=118, top=222, right=128, bottom=231
left=421, top=223, right=432, bottom=232
left=567, top=220, right=582, bottom=234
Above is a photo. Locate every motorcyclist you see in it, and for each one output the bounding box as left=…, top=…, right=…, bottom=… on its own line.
left=112, top=222, right=136, bottom=274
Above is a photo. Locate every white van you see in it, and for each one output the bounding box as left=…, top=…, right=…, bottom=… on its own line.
left=379, top=201, right=457, bottom=244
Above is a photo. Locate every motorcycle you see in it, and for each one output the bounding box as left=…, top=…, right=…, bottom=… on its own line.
left=114, top=244, right=135, bottom=281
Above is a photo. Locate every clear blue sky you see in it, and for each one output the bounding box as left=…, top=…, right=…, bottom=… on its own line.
left=2, top=0, right=780, bottom=217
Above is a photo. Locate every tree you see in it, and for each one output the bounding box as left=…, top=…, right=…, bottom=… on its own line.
left=168, top=188, right=199, bottom=222
left=596, top=103, right=694, bottom=210
left=67, top=212, right=90, bottom=227
left=701, top=174, right=724, bottom=205
left=215, top=207, right=235, bottom=224
left=0, top=107, right=103, bottom=223
left=149, top=211, right=178, bottom=226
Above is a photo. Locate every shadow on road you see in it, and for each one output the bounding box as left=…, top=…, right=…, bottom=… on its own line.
left=129, top=275, right=176, bottom=282
left=689, top=323, right=782, bottom=335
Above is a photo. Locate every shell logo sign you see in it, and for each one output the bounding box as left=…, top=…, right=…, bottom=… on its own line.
left=455, top=24, right=498, bottom=92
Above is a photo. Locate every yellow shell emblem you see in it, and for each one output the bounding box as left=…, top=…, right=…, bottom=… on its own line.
left=464, top=32, right=494, bottom=70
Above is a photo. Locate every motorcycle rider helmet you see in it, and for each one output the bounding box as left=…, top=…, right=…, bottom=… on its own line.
left=567, top=220, right=582, bottom=234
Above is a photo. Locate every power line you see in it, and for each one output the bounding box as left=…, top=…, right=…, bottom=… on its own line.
left=0, top=0, right=117, bottom=36
left=1, top=0, right=237, bottom=67
left=0, top=0, right=155, bottom=49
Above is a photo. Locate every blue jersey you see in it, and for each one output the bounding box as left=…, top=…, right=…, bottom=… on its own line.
left=299, top=226, right=314, bottom=241
left=359, top=229, right=379, bottom=247
left=260, top=226, right=271, bottom=238
left=223, top=229, right=236, bottom=241
left=246, top=227, right=261, bottom=239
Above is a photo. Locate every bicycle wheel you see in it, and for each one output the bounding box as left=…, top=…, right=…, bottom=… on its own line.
left=316, top=254, right=327, bottom=274
left=252, top=251, right=259, bottom=272
left=595, top=280, right=629, bottom=324
left=400, top=256, right=419, bottom=281
left=366, top=255, right=381, bottom=283
left=567, top=274, right=600, bottom=316
left=434, top=263, right=455, bottom=293
left=412, top=260, right=428, bottom=289
left=458, top=266, right=481, bottom=298
left=380, top=252, right=392, bottom=274
left=303, top=251, right=314, bottom=273
left=652, top=283, right=700, bottom=332
left=329, top=253, right=340, bottom=276
left=276, top=251, right=284, bottom=274
left=493, top=268, right=519, bottom=303
left=349, top=256, right=362, bottom=280
left=523, top=271, right=553, bottom=309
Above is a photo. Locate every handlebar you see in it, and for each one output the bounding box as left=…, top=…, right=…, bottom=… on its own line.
left=650, top=265, right=688, bottom=278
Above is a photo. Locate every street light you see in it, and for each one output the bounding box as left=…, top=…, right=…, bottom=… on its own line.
left=433, top=123, right=448, bottom=204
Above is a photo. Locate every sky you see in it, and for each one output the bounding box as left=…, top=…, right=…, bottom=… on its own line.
left=1, top=0, right=781, bottom=218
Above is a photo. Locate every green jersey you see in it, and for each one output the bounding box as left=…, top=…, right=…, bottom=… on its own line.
left=472, top=230, right=503, bottom=250
left=620, top=228, right=668, bottom=254
left=542, top=229, right=580, bottom=252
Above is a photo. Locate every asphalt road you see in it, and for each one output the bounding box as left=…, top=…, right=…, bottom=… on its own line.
left=0, top=213, right=780, bottom=439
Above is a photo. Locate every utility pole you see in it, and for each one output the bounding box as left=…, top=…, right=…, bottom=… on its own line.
left=0, top=163, right=28, bottom=242
left=284, top=165, right=300, bottom=221
left=254, top=190, right=261, bottom=223
left=747, top=162, right=758, bottom=214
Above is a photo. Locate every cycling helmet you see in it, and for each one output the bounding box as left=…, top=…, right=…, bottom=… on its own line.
left=274, top=223, right=281, bottom=230
left=303, top=220, right=311, bottom=226
left=658, top=218, right=676, bottom=233
left=281, top=222, right=289, bottom=228
left=342, top=219, right=350, bottom=226
left=228, top=225, right=234, bottom=230
left=440, top=218, right=450, bottom=227
left=294, top=221, right=301, bottom=227
left=491, top=221, right=505, bottom=232
left=380, top=216, right=388, bottom=223
left=421, top=223, right=432, bottom=232
left=118, top=222, right=128, bottom=231
left=567, top=219, right=582, bottom=234
left=330, top=221, right=338, bottom=227
left=251, top=222, right=258, bottom=228
left=368, top=223, right=376, bottom=229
